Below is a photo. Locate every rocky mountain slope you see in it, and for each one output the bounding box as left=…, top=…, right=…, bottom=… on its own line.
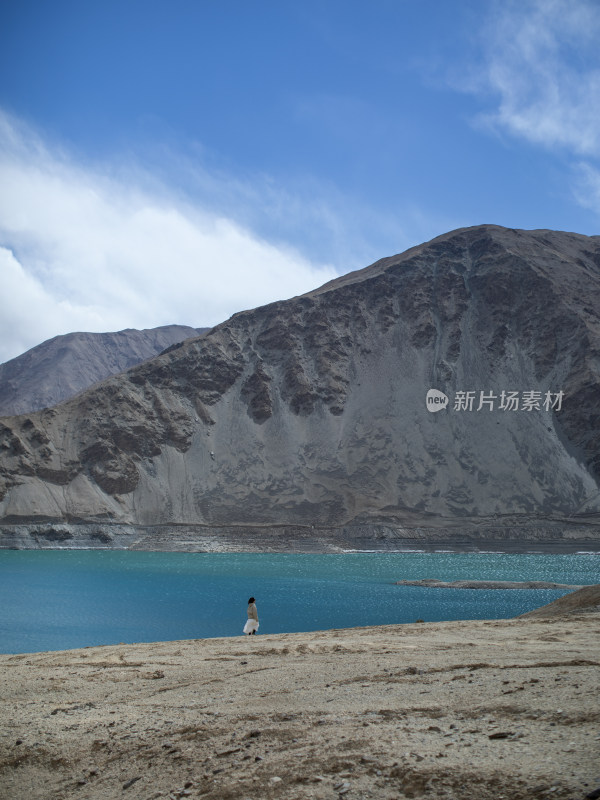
left=1, top=225, right=599, bottom=550
left=0, top=325, right=208, bottom=415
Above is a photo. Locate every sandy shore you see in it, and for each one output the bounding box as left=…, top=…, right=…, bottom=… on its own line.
left=1, top=599, right=599, bottom=800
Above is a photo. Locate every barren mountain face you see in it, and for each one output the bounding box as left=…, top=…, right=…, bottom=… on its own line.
left=1, top=225, right=599, bottom=550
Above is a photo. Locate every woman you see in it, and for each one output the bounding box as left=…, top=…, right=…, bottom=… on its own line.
left=243, top=597, right=259, bottom=635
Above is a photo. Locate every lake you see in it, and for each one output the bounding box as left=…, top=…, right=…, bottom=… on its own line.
left=1, top=550, right=598, bottom=654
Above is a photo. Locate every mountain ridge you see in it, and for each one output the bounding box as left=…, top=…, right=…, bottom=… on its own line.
left=0, top=324, right=209, bottom=416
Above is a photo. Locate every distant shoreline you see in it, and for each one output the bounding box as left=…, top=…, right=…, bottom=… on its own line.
left=2, top=519, right=600, bottom=554
left=338, top=543, right=600, bottom=555
left=2, top=539, right=600, bottom=554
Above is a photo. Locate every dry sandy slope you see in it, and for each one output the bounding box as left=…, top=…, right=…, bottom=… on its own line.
left=1, top=612, right=599, bottom=800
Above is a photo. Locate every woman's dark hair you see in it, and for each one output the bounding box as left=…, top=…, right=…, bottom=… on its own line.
left=248, top=597, right=255, bottom=604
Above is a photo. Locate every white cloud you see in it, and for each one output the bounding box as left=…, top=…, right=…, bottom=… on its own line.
left=143, top=146, right=426, bottom=277
left=475, top=0, right=600, bottom=156
left=0, top=246, right=95, bottom=362
left=572, top=162, right=600, bottom=214
left=457, top=0, right=600, bottom=220
left=0, top=111, right=340, bottom=363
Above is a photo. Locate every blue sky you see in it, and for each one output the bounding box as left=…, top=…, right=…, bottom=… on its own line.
left=1, top=0, right=599, bottom=362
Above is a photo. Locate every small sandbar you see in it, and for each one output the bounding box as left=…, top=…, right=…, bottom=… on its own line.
left=395, top=579, right=584, bottom=589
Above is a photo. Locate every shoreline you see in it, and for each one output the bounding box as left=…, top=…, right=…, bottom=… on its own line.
left=2, top=541, right=600, bottom=555
left=2, top=584, right=598, bottom=660
left=2, top=518, right=600, bottom=554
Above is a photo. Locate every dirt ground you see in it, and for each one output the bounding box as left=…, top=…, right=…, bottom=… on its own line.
left=1, top=599, right=599, bottom=800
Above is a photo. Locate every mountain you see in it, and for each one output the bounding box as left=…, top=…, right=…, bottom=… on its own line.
left=0, top=325, right=209, bottom=416
left=1, top=225, right=599, bottom=551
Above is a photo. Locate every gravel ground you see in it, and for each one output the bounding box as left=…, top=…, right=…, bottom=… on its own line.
left=1, top=601, right=599, bottom=800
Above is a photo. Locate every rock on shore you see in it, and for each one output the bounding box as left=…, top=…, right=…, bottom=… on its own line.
left=519, top=583, right=600, bottom=617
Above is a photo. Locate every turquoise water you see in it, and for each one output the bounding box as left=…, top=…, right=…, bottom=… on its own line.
left=0, top=550, right=598, bottom=654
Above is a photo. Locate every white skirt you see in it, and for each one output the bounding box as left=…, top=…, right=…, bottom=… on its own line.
left=243, top=619, right=259, bottom=634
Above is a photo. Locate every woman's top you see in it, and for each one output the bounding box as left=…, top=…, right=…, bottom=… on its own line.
left=247, top=602, right=258, bottom=621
